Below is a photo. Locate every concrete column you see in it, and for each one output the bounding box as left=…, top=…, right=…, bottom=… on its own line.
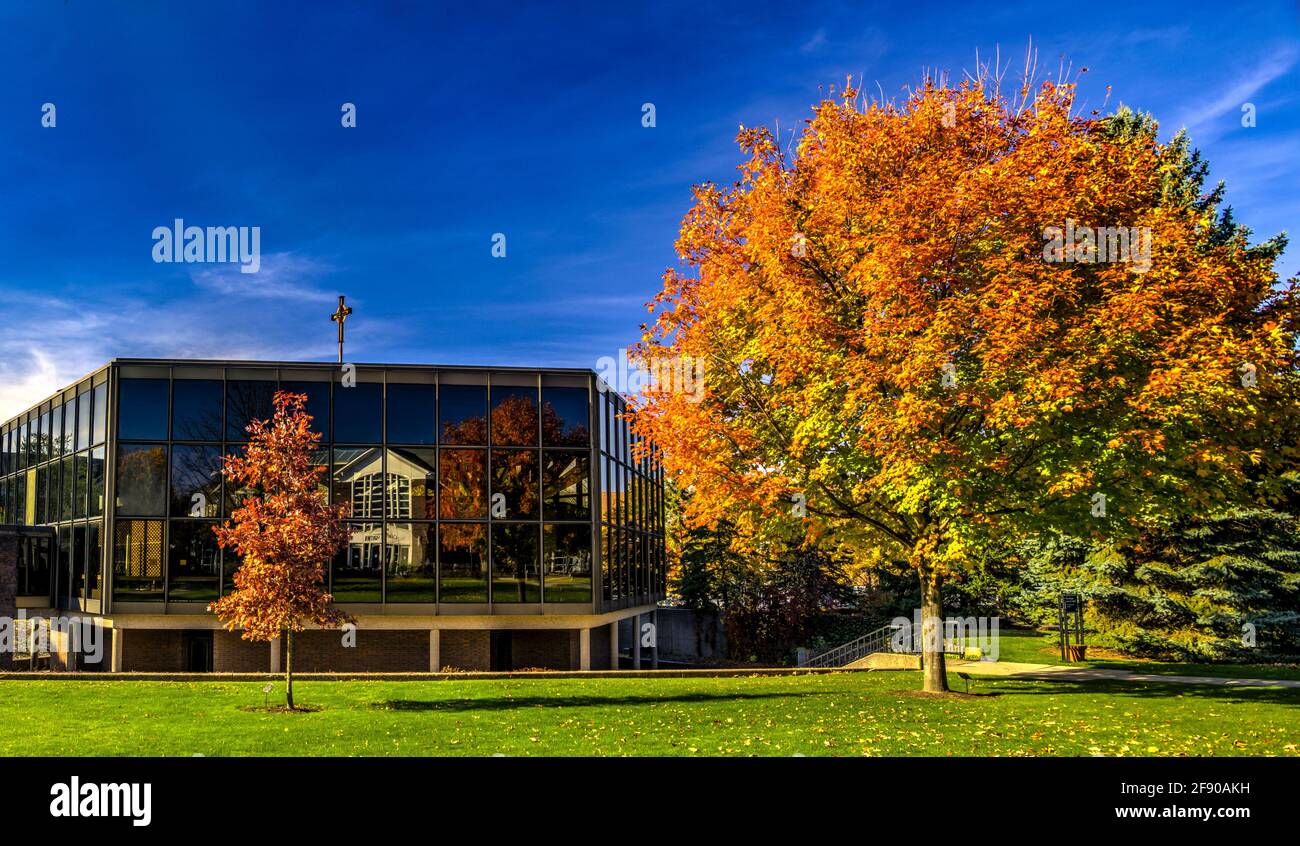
left=632, top=613, right=642, bottom=670
left=270, top=636, right=281, bottom=673
left=579, top=627, right=591, bottom=670
left=110, top=628, right=123, bottom=672
left=429, top=629, right=441, bottom=672
left=650, top=610, right=659, bottom=669
left=609, top=620, right=619, bottom=670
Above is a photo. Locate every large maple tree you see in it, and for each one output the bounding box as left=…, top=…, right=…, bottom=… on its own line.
left=633, top=75, right=1300, bottom=691
left=210, top=391, right=350, bottom=709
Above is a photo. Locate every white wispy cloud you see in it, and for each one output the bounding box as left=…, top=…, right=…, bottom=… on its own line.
left=1173, top=44, right=1298, bottom=141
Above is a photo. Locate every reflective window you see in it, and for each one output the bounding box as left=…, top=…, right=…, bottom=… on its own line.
left=171, top=445, right=223, bottom=517
left=87, top=521, right=103, bottom=600
left=492, top=523, right=540, bottom=603
left=73, top=451, right=88, bottom=519
left=387, top=383, right=437, bottom=444
left=544, top=524, right=592, bottom=602
left=223, top=447, right=255, bottom=517
left=88, top=446, right=106, bottom=517
left=543, top=452, right=590, bottom=520
left=167, top=521, right=220, bottom=602
left=115, top=444, right=167, bottom=516
left=387, top=447, right=436, bottom=520
left=60, top=455, right=74, bottom=521
left=439, top=384, right=487, bottom=445
left=334, top=523, right=382, bottom=602
left=439, top=449, right=487, bottom=519
left=226, top=379, right=277, bottom=440
left=491, top=449, right=538, bottom=519
left=334, top=382, right=382, bottom=443
left=281, top=380, right=330, bottom=438
left=113, top=519, right=165, bottom=601
left=171, top=379, right=224, bottom=441
left=50, top=403, right=65, bottom=458
left=92, top=382, right=107, bottom=445
left=438, top=523, right=487, bottom=602
left=118, top=378, right=170, bottom=440
left=76, top=391, right=90, bottom=451
left=491, top=385, right=538, bottom=446
left=384, top=522, right=436, bottom=602
left=332, top=447, right=385, bottom=519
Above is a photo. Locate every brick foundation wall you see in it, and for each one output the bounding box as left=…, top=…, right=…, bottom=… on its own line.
left=0, top=535, right=15, bottom=671
left=439, top=630, right=490, bottom=671
left=214, top=630, right=271, bottom=672
left=122, top=629, right=186, bottom=672
left=511, top=629, right=579, bottom=670
left=291, top=629, right=428, bottom=672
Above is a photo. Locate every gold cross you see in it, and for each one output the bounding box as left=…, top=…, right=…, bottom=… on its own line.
left=330, top=295, right=352, bottom=363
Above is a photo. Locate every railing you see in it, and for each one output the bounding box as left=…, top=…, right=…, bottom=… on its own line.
left=799, top=622, right=973, bottom=668
left=799, top=624, right=900, bottom=668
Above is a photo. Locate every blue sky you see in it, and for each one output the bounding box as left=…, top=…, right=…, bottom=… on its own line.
left=1, top=1, right=1297, bottom=419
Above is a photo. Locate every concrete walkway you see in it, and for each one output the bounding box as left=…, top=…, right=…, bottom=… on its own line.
left=948, top=660, right=1300, bottom=689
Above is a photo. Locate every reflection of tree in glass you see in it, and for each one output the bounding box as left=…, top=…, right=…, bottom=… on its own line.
left=541, top=401, right=589, bottom=446
left=491, top=450, right=538, bottom=518
left=439, top=449, right=486, bottom=518
left=117, top=446, right=167, bottom=513
left=441, top=413, right=486, bottom=445
left=226, top=381, right=276, bottom=439
left=491, top=393, right=538, bottom=445
left=171, top=447, right=222, bottom=516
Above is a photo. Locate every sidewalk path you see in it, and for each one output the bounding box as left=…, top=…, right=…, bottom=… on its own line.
left=947, top=660, right=1300, bottom=689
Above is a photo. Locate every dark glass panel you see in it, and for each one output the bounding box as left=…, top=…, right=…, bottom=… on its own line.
left=333, top=381, right=382, bottom=443
left=332, top=447, right=385, bottom=519
left=59, top=457, right=73, bottom=522
left=226, top=379, right=277, bottom=441
left=167, top=521, right=221, bottom=602
left=222, top=550, right=242, bottom=594
left=73, top=451, right=89, bottom=520
left=115, top=444, right=168, bottom=516
left=386, top=447, right=436, bottom=520
left=438, top=523, right=487, bottom=603
left=543, top=451, right=590, bottom=520
left=50, top=404, right=65, bottom=458
left=76, top=393, right=90, bottom=451
left=13, top=472, right=25, bottom=524
left=281, top=380, right=329, bottom=438
left=333, top=523, right=382, bottom=602
left=21, top=532, right=51, bottom=597
left=34, top=465, right=47, bottom=524
left=439, top=384, right=487, bottom=445
left=37, top=409, right=50, bottom=463
left=491, top=523, right=540, bottom=603
left=544, top=524, right=592, bottom=603
left=491, top=385, right=538, bottom=446
left=57, top=526, right=71, bottom=607
left=384, top=522, right=436, bottom=602
left=70, top=524, right=87, bottom=604
left=438, top=448, right=487, bottom=519
left=117, top=378, right=170, bottom=440
left=223, top=446, right=256, bottom=517
left=601, top=524, right=613, bottom=601
left=171, top=379, right=224, bottom=441
left=171, top=445, right=223, bottom=517
left=490, top=449, right=538, bottom=519
left=92, top=382, right=107, bottom=445
left=88, top=446, right=106, bottom=517
left=542, top=386, right=590, bottom=447
left=387, top=383, right=437, bottom=444
left=87, top=521, right=103, bottom=600
left=113, top=520, right=165, bottom=601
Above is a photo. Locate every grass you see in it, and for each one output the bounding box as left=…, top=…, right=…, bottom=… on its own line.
left=1, top=671, right=1297, bottom=756
left=991, top=629, right=1300, bottom=681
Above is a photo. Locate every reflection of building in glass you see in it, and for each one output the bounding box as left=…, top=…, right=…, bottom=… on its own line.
left=0, top=360, right=665, bottom=672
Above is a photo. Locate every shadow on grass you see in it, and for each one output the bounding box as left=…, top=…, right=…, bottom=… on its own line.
left=372, top=690, right=815, bottom=713
left=975, top=677, right=1300, bottom=707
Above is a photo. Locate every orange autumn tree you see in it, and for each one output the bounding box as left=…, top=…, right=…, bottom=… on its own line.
left=633, top=72, right=1300, bottom=691
left=210, top=391, right=350, bottom=709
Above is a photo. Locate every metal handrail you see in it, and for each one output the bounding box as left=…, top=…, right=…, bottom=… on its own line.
left=800, top=624, right=900, bottom=668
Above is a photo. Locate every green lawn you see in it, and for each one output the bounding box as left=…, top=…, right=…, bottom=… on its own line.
left=2, top=671, right=1296, bottom=756
left=991, top=628, right=1300, bottom=681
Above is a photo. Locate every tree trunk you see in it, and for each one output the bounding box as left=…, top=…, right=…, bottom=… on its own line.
left=285, top=628, right=294, bottom=710
left=918, top=566, right=949, bottom=692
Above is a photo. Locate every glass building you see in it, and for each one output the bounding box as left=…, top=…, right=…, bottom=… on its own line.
left=0, top=359, right=666, bottom=672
